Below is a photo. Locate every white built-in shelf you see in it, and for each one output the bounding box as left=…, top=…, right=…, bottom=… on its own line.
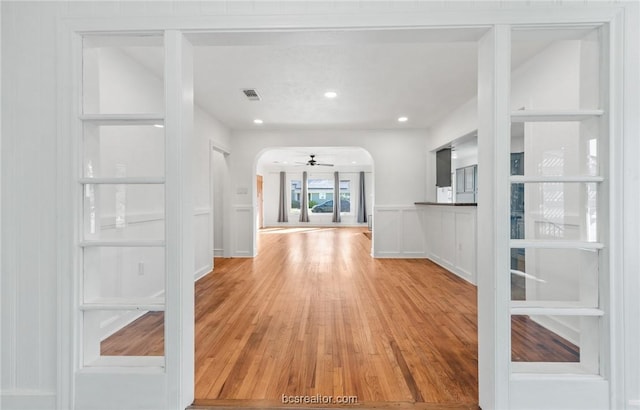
left=79, top=177, right=165, bottom=185
left=510, top=176, right=604, bottom=184
left=511, top=305, right=603, bottom=316
left=82, top=356, right=165, bottom=369
left=510, top=109, right=604, bottom=122
left=80, top=240, right=165, bottom=248
left=80, top=297, right=165, bottom=311
left=510, top=240, right=604, bottom=250
left=79, top=113, right=165, bottom=126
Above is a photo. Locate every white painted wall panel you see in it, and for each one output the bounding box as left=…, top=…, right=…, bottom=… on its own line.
left=233, top=206, right=253, bottom=257
left=424, top=205, right=477, bottom=284
left=373, top=209, right=401, bottom=256
left=372, top=207, right=428, bottom=258
left=401, top=209, right=426, bottom=256
left=455, top=210, right=476, bottom=280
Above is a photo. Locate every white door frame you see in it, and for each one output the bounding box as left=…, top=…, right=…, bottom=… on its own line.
left=56, top=4, right=638, bottom=409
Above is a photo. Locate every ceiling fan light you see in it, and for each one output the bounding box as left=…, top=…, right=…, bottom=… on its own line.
left=397, top=116, right=408, bottom=123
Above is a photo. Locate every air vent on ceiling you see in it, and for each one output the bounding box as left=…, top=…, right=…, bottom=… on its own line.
left=242, top=88, right=261, bottom=101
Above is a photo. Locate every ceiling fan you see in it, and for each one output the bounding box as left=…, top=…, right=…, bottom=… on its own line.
left=295, top=154, right=334, bottom=167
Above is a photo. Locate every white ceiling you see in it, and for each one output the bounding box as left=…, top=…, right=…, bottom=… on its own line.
left=194, top=41, right=479, bottom=130
left=258, top=147, right=373, bottom=169
left=125, top=27, right=558, bottom=133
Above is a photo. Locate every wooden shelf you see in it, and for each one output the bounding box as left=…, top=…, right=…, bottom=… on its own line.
left=510, top=109, right=604, bottom=122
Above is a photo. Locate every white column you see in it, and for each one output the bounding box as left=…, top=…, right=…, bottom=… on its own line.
left=477, top=25, right=512, bottom=410
left=164, top=30, right=195, bottom=409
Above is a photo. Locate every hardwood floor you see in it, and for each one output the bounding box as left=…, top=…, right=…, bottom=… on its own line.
left=101, top=226, right=579, bottom=409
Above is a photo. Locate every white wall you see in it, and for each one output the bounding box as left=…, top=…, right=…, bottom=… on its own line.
left=228, top=129, right=428, bottom=257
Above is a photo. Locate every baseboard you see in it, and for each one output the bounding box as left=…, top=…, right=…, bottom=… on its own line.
left=427, top=255, right=476, bottom=285
left=213, top=248, right=224, bottom=257
left=194, top=264, right=213, bottom=281
left=530, top=315, right=579, bottom=346
left=1, top=390, right=56, bottom=410
left=373, top=252, right=428, bottom=259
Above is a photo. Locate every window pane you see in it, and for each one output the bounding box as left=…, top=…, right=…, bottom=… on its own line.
left=511, top=315, right=599, bottom=374
left=511, top=182, right=598, bottom=241
left=83, top=184, right=165, bottom=240
left=83, top=247, right=165, bottom=303
left=511, top=27, right=600, bottom=110
left=83, top=124, right=164, bottom=178
left=510, top=248, right=598, bottom=305
left=308, top=179, right=334, bottom=210
left=290, top=180, right=301, bottom=211
left=340, top=180, right=351, bottom=213
left=82, top=35, right=164, bottom=115
left=510, top=120, right=599, bottom=177
left=83, top=310, right=164, bottom=364
left=511, top=315, right=581, bottom=363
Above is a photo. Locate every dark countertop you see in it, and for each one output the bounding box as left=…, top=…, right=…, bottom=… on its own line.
left=414, top=202, right=477, bottom=206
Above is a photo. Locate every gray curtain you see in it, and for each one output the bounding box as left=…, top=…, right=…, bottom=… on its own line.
left=357, top=171, right=367, bottom=223
left=332, top=171, right=341, bottom=223
left=299, top=171, right=309, bottom=222
left=277, top=171, right=288, bottom=223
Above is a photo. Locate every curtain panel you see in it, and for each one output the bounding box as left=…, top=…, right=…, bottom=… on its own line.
left=332, top=171, right=341, bottom=222
left=299, top=171, right=310, bottom=222
left=277, top=171, right=288, bottom=223
left=357, top=171, right=367, bottom=223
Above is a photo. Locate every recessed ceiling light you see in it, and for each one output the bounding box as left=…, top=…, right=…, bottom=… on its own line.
left=253, top=119, right=263, bottom=125
left=153, top=124, right=164, bottom=128
left=324, top=91, right=338, bottom=99
left=398, top=116, right=408, bottom=123
left=283, top=161, right=288, bottom=164
left=352, top=161, right=357, bottom=164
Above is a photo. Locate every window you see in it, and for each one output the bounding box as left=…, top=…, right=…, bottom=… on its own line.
left=290, top=177, right=352, bottom=214
left=290, top=180, right=301, bottom=213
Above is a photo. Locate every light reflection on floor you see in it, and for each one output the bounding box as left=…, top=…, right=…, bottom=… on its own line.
left=259, top=227, right=338, bottom=234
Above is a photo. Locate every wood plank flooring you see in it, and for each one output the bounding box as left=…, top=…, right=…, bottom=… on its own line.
left=101, top=226, right=579, bottom=409
left=192, top=227, right=478, bottom=406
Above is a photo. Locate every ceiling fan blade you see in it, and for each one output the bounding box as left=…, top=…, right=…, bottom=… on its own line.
left=316, top=163, right=334, bottom=167
left=294, top=161, right=307, bottom=165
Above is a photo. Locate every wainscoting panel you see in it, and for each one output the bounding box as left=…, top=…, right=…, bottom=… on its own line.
left=233, top=206, right=254, bottom=257
left=373, top=206, right=427, bottom=258
left=401, top=208, right=427, bottom=256
left=194, top=209, right=213, bottom=280
left=423, top=205, right=477, bottom=284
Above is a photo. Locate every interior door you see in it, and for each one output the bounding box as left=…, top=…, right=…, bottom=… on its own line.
left=257, top=175, right=264, bottom=229
left=73, top=30, right=195, bottom=410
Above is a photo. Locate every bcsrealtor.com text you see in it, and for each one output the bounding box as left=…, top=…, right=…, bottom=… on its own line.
left=281, top=394, right=358, bottom=405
